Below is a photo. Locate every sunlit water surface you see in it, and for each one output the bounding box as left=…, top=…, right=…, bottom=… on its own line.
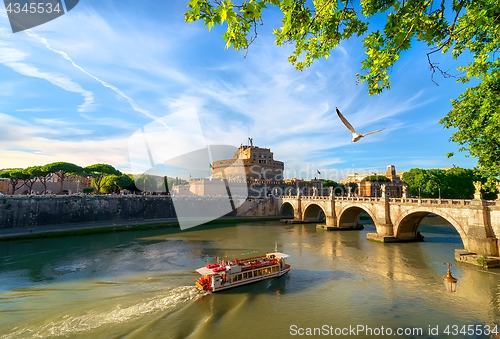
left=1, top=218, right=499, bottom=338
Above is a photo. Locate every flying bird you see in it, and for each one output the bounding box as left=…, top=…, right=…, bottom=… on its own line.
left=336, top=107, right=385, bottom=142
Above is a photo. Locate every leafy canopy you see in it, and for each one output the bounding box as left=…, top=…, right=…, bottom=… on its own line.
left=362, top=175, right=390, bottom=182
left=185, top=0, right=500, bottom=185
left=402, top=167, right=497, bottom=199
left=42, top=162, right=83, bottom=176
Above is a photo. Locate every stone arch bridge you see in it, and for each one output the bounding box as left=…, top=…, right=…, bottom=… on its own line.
left=281, top=194, right=500, bottom=257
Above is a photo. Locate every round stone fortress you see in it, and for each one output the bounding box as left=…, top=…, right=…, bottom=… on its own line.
left=212, top=145, right=284, bottom=182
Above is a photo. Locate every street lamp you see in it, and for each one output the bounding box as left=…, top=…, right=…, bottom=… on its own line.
left=439, top=187, right=441, bottom=199
left=442, top=263, right=458, bottom=292
left=418, top=187, right=421, bottom=199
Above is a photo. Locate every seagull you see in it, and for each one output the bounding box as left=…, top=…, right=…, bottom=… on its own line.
left=336, top=107, right=385, bottom=142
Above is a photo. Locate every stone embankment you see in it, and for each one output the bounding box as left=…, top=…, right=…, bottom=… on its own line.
left=0, top=195, right=281, bottom=231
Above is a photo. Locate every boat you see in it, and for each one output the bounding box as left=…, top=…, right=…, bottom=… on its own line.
left=195, top=252, right=291, bottom=292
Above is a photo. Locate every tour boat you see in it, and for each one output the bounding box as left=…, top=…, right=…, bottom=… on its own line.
left=195, top=252, right=291, bottom=292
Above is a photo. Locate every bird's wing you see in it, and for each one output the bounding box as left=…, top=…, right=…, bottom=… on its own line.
left=336, top=107, right=356, bottom=134
left=362, top=127, right=386, bottom=136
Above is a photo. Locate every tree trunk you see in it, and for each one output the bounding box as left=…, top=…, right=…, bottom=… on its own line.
left=58, top=172, right=65, bottom=194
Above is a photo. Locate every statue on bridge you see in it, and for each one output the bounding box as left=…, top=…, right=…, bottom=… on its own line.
left=312, top=187, right=317, bottom=197
left=330, top=186, right=334, bottom=197
left=474, top=181, right=482, bottom=194
left=381, top=184, right=386, bottom=198
left=402, top=185, right=409, bottom=198
left=473, top=181, right=483, bottom=200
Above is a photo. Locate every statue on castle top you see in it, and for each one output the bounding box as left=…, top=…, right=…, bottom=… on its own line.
left=248, top=137, right=253, bottom=147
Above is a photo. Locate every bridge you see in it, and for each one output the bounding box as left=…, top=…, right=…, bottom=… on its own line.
left=281, top=191, right=500, bottom=257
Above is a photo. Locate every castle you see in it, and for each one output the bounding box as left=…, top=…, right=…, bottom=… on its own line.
left=212, top=144, right=284, bottom=182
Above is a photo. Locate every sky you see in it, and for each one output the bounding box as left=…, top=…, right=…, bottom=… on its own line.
left=0, top=0, right=479, bottom=181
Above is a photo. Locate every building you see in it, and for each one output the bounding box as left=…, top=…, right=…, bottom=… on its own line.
left=184, top=142, right=286, bottom=197
left=0, top=178, right=8, bottom=194
left=345, top=165, right=407, bottom=197
left=212, top=144, right=284, bottom=182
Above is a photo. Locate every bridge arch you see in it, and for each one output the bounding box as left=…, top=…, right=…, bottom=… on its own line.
left=280, top=202, right=295, bottom=217
left=394, top=210, right=466, bottom=244
left=303, top=203, right=326, bottom=221
left=338, top=205, right=377, bottom=228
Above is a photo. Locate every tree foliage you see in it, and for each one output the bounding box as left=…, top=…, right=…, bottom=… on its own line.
left=441, top=74, right=500, bottom=190
left=185, top=0, right=500, bottom=183
left=402, top=167, right=497, bottom=199
left=134, top=174, right=158, bottom=193
left=0, top=169, right=28, bottom=194
left=322, top=179, right=338, bottom=187
left=85, top=164, right=121, bottom=194
left=362, top=175, right=390, bottom=182
left=115, top=174, right=138, bottom=192
left=23, top=166, right=50, bottom=194
left=42, top=162, right=83, bottom=194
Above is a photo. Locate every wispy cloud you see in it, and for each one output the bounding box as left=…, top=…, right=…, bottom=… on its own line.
left=15, top=108, right=51, bottom=112
left=25, top=30, right=160, bottom=122
left=0, top=42, right=94, bottom=111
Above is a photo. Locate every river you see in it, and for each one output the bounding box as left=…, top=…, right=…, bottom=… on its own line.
left=1, top=218, right=499, bottom=338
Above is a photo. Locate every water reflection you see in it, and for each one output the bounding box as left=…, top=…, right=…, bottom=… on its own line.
left=1, top=219, right=499, bottom=339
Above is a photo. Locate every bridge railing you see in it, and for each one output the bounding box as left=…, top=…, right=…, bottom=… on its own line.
left=389, top=198, right=474, bottom=206
left=281, top=195, right=495, bottom=207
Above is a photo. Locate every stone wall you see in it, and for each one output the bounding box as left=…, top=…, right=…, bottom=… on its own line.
left=0, top=195, right=179, bottom=229
left=236, top=197, right=281, bottom=217
left=0, top=195, right=278, bottom=230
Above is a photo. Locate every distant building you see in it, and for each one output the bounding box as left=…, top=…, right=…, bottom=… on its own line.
left=171, top=184, right=193, bottom=196
left=345, top=165, right=407, bottom=197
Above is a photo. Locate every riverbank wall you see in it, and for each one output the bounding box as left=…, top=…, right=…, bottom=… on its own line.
left=0, top=195, right=281, bottom=230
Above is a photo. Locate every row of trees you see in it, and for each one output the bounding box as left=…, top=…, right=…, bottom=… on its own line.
left=0, top=162, right=175, bottom=195
left=402, top=167, right=498, bottom=200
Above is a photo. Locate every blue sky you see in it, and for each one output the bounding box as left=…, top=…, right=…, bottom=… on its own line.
left=0, top=0, right=478, bottom=181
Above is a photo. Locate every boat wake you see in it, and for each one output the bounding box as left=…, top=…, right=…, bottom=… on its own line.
left=1, top=286, right=207, bottom=339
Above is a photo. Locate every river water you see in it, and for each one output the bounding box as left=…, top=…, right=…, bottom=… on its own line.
left=1, top=218, right=499, bottom=338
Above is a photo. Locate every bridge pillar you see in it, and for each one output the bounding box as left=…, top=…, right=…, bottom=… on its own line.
left=367, top=196, right=396, bottom=242
left=463, top=198, right=499, bottom=256
left=293, top=194, right=303, bottom=221
left=325, top=196, right=337, bottom=227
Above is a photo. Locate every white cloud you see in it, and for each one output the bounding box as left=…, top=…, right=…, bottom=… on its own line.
left=25, top=30, right=159, bottom=120
left=0, top=113, right=132, bottom=170
left=0, top=42, right=95, bottom=111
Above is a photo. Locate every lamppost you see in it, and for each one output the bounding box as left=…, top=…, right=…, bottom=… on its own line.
left=418, top=187, right=421, bottom=199
left=442, top=263, right=458, bottom=292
